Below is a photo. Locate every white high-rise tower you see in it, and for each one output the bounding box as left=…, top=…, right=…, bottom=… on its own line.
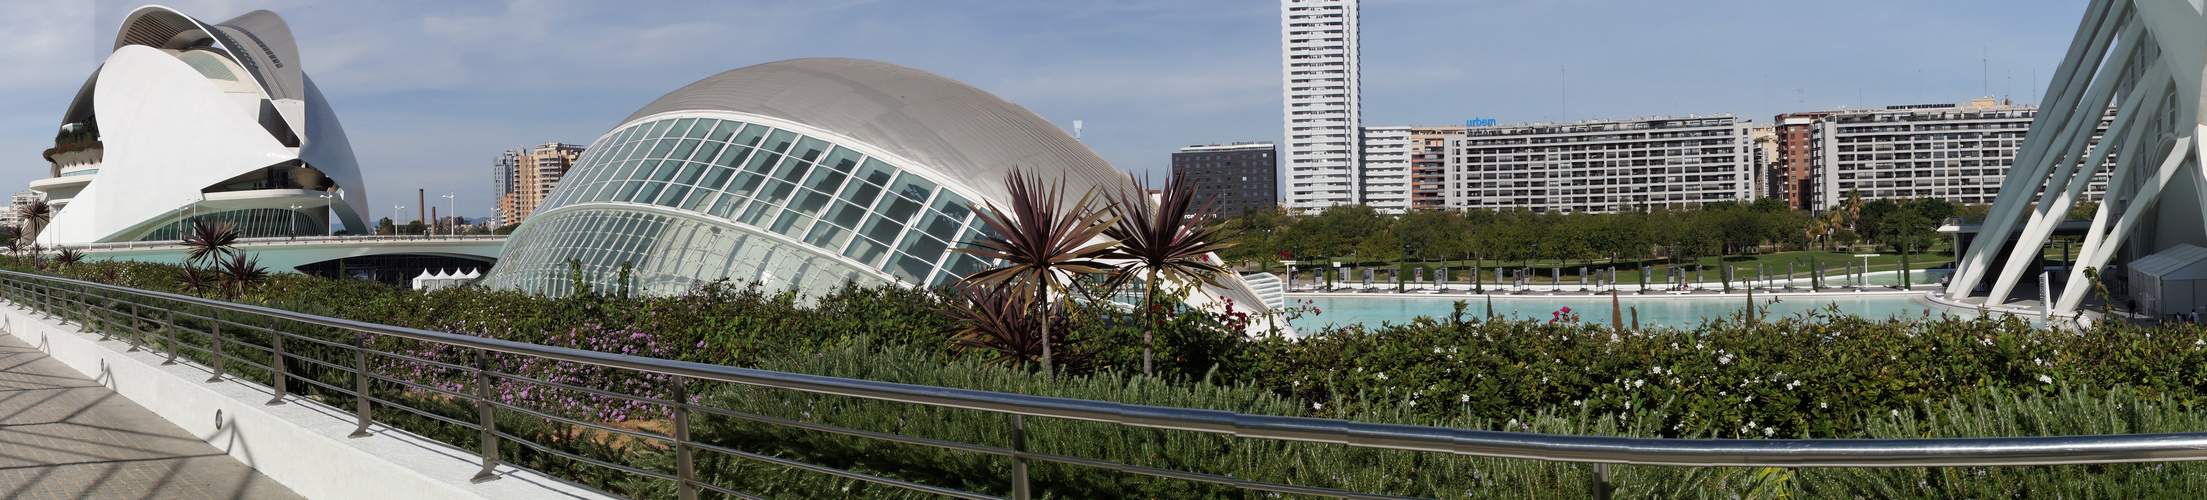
left=1281, top=0, right=1360, bottom=213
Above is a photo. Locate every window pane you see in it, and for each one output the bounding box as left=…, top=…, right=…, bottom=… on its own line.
left=669, top=139, right=700, bottom=161
left=705, top=120, right=740, bottom=142
left=714, top=146, right=752, bottom=167
left=772, top=157, right=811, bottom=183
left=590, top=183, right=618, bottom=202
left=790, top=137, right=828, bottom=162
left=633, top=182, right=666, bottom=203
left=742, top=152, right=781, bottom=174
left=856, top=158, right=896, bottom=186
left=738, top=200, right=778, bottom=226
left=802, top=169, right=847, bottom=193
left=890, top=172, right=937, bottom=203
left=839, top=181, right=882, bottom=207
left=656, top=185, right=690, bottom=207
left=614, top=181, right=642, bottom=201
left=761, top=180, right=798, bottom=205
left=674, top=162, right=707, bottom=185
left=790, top=190, right=832, bottom=216
left=647, top=139, right=678, bottom=159
left=860, top=215, right=904, bottom=244
left=890, top=254, right=931, bottom=283
left=642, top=120, right=673, bottom=139
left=662, top=118, right=696, bottom=138
left=824, top=202, right=866, bottom=229
left=919, top=211, right=961, bottom=242
left=804, top=223, right=850, bottom=250
left=876, top=196, right=922, bottom=223
left=650, top=161, right=682, bottom=181
left=700, top=167, right=736, bottom=190
left=931, top=190, right=973, bottom=221
left=820, top=147, right=863, bottom=173
left=728, top=173, right=766, bottom=197
left=897, top=232, right=948, bottom=263
left=728, top=124, right=767, bottom=147
left=682, top=190, right=717, bottom=212
left=690, top=142, right=724, bottom=163
left=623, top=141, right=651, bottom=161
left=683, top=119, right=713, bottom=138
left=762, top=129, right=798, bottom=153
left=770, top=211, right=812, bottom=237
left=709, top=194, right=744, bottom=218
left=843, top=238, right=889, bottom=267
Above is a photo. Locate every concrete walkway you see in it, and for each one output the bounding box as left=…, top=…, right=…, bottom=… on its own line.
left=0, top=334, right=299, bottom=499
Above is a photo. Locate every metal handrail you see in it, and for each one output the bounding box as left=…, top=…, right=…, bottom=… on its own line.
left=8, top=268, right=2207, bottom=499
left=58, top=234, right=506, bottom=252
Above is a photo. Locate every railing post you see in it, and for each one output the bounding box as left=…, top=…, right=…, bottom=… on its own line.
left=350, top=329, right=373, bottom=438
left=1590, top=462, right=1612, bottom=500
left=162, top=301, right=178, bottom=365
left=1010, top=414, right=1030, bottom=500
left=120, top=298, right=134, bottom=349
left=266, top=315, right=287, bottom=405
left=207, top=308, right=226, bottom=383
left=671, top=376, right=696, bottom=500
left=471, top=347, right=502, bottom=483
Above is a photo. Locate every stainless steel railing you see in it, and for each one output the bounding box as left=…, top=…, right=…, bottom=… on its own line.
left=6, top=268, right=2207, bottom=499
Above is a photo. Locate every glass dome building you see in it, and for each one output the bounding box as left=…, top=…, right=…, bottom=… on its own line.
left=483, top=58, right=1271, bottom=316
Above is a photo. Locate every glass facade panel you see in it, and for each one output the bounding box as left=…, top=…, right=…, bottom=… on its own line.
left=487, top=115, right=1000, bottom=297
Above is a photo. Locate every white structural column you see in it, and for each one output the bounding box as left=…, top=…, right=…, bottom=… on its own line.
left=1947, top=0, right=2126, bottom=297
left=1281, top=0, right=1360, bottom=212
left=1956, top=0, right=2207, bottom=317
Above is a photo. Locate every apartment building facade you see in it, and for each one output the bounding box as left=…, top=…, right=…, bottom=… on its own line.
left=1358, top=126, right=1410, bottom=213
left=1410, top=126, right=1468, bottom=210
left=1444, top=115, right=1756, bottom=213
left=1772, top=111, right=1837, bottom=209
left=1280, top=0, right=1361, bottom=212
left=1173, top=143, right=1280, bottom=217
left=1808, top=99, right=2111, bottom=209
left=493, top=142, right=586, bottom=226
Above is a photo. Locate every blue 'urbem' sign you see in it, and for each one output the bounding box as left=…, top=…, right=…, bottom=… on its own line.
left=1466, top=118, right=1498, bottom=127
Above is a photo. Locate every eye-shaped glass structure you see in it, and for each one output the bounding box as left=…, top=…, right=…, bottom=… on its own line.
left=482, top=58, right=1271, bottom=316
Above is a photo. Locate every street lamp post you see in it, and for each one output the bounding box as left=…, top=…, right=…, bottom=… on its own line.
left=287, top=204, right=305, bottom=240
left=442, top=193, right=456, bottom=237
left=318, top=192, right=335, bottom=236
left=393, top=206, right=406, bottom=236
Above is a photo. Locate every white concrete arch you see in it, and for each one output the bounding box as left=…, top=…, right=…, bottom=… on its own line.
left=1949, top=0, right=2207, bottom=317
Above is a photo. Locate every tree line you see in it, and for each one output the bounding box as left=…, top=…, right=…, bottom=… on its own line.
left=1213, top=192, right=2030, bottom=269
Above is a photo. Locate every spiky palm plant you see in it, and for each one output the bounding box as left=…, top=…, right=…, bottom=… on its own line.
left=52, top=247, right=83, bottom=267
left=939, top=285, right=1086, bottom=371
left=216, top=251, right=268, bottom=298
left=182, top=219, right=240, bottom=266
left=175, top=266, right=215, bottom=294
left=954, top=169, right=1119, bottom=377
left=1104, top=171, right=1234, bottom=376
left=16, top=200, right=50, bottom=245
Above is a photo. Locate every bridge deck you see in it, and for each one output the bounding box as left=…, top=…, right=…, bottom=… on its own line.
left=0, top=335, right=298, bottom=499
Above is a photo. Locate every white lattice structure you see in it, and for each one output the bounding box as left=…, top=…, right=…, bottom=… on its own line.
left=1948, top=0, right=2207, bottom=315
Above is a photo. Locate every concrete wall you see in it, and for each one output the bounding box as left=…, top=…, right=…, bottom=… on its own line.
left=0, top=301, right=609, bottom=500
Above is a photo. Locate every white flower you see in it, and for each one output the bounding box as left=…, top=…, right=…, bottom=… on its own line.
left=1719, top=355, right=1733, bottom=365
left=1744, top=395, right=1754, bottom=403
left=1461, top=394, right=1470, bottom=403
left=1763, top=427, right=1776, bottom=437
left=2038, top=374, right=2054, bottom=384
left=1891, top=409, right=1901, bottom=417
left=1376, top=372, right=1389, bottom=380
left=1314, top=402, right=1324, bottom=410
left=1634, top=379, right=1646, bottom=388
left=1820, top=402, right=1828, bottom=409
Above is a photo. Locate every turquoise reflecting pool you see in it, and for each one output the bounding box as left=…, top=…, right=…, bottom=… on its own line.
left=1289, top=294, right=1933, bottom=332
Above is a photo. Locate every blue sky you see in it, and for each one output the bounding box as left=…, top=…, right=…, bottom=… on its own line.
left=2, top=0, right=2089, bottom=221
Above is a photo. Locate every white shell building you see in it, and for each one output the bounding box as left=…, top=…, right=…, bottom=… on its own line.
left=481, top=58, right=1272, bottom=320
left=34, top=6, right=370, bottom=245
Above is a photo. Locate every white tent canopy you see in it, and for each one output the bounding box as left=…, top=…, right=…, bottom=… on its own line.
left=2127, top=244, right=2207, bottom=316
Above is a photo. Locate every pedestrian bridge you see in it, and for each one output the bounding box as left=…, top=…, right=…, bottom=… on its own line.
left=70, top=235, right=506, bottom=286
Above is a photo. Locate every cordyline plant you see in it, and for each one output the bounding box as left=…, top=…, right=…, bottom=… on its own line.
left=939, top=284, right=1087, bottom=371
left=182, top=218, right=240, bottom=266
left=954, top=169, right=1119, bottom=377
left=16, top=199, right=49, bottom=245
left=1105, top=171, right=1233, bottom=376
left=216, top=251, right=268, bottom=298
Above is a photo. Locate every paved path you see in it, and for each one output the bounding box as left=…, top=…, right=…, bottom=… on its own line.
left=0, top=334, right=299, bottom=499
